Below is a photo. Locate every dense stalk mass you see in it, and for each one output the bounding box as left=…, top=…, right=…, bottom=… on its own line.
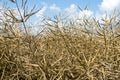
left=0, top=0, right=120, bottom=80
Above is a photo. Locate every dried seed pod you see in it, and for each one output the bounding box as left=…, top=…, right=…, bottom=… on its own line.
left=9, top=0, right=15, bottom=3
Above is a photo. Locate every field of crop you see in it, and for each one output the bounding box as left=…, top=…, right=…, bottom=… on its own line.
left=0, top=0, right=120, bottom=80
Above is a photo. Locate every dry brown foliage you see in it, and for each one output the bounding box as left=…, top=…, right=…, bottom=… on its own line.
left=0, top=0, right=120, bottom=80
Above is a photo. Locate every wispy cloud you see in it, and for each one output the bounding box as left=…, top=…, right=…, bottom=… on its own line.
left=79, top=10, right=93, bottom=19
left=64, top=4, right=78, bottom=15
left=64, top=4, right=93, bottom=19
left=35, top=2, right=48, bottom=18
left=36, top=6, right=47, bottom=18
left=64, top=4, right=79, bottom=19
left=49, top=4, right=61, bottom=12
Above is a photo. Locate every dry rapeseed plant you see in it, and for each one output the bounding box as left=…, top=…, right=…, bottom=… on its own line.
left=0, top=0, right=120, bottom=80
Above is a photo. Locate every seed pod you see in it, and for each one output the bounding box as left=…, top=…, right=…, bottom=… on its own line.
left=9, top=0, right=15, bottom=3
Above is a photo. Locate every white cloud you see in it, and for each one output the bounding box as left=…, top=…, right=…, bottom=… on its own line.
left=64, top=4, right=79, bottom=19
left=36, top=6, right=47, bottom=18
left=95, top=0, right=120, bottom=22
left=79, top=10, right=93, bottom=19
left=49, top=4, right=61, bottom=12
left=64, top=4, right=93, bottom=19
left=95, top=13, right=108, bottom=22
left=36, top=2, right=47, bottom=18
left=64, top=4, right=78, bottom=15
left=99, top=0, right=120, bottom=12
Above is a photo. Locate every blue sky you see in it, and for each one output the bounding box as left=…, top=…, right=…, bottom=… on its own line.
left=34, top=0, right=102, bottom=17
left=0, top=0, right=101, bottom=10
left=41, top=0, right=102, bottom=11
left=0, top=0, right=120, bottom=22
